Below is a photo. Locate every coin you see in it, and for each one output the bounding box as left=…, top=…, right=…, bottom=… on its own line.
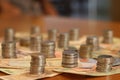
left=58, top=33, right=69, bottom=49
left=4, top=28, right=15, bottom=42
left=102, top=29, right=113, bottom=44
left=62, top=50, right=78, bottom=68
left=48, top=29, right=58, bottom=41
left=79, top=44, right=92, bottom=59
left=41, top=41, right=56, bottom=58
left=2, top=41, right=17, bottom=58
left=86, top=36, right=99, bottom=51
left=30, top=54, right=46, bottom=74
left=30, top=35, right=42, bottom=52
left=96, top=55, right=114, bottom=72
left=31, top=26, right=40, bottom=35
left=69, top=28, right=79, bottom=41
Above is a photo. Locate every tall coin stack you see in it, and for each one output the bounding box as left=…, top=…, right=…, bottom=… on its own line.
left=4, top=28, right=15, bottom=42
left=2, top=28, right=17, bottom=58
left=48, top=29, right=58, bottom=41
left=102, top=29, right=113, bottom=44
left=2, top=42, right=16, bottom=58
left=30, top=54, right=46, bottom=75
left=30, top=35, right=42, bottom=52
left=96, top=55, right=114, bottom=72
left=41, top=41, right=56, bottom=58
left=62, top=50, right=78, bottom=68
left=31, top=26, right=40, bottom=35
left=86, top=36, right=99, bottom=51
left=69, top=28, right=79, bottom=41
left=79, top=44, right=92, bottom=59
left=58, top=33, right=69, bottom=49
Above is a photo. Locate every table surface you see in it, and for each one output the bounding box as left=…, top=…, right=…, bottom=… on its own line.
left=0, top=14, right=120, bottom=80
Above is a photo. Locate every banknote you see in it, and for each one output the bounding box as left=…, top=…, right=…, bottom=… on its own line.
left=53, top=66, right=120, bottom=76
left=0, top=69, right=59, bottom=80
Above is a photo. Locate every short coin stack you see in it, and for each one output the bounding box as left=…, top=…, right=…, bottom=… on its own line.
left=48, top=29, right=58, bottom=41
left=96, top=55, right=114, bottom=72
left=102, top=29, right=113, bottom=44
left=62, top=50, right=78, bottom=68
left=86, top=36, right=99, bottom=51
left=69, top=28, right=79, bottom=41
left=2, top=42, right=17, bottom=58
left=19, top=37, right=30, bottom=47
left=41, top=41, right=56, bottom=58
left=30, top=35, right=42, bottom=52
left=58, top=33, right=69, bottom=49
left=79, top=44, right=92, bottom=59
left=30, top=54, right=46, bottom=75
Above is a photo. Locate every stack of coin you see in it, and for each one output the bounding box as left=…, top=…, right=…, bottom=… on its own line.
left=62, top=50, right=78, bottom=68
left=86, top=36, right=99, bottom=51
left=19, top=37, right=30, bottom=47
left=31, top=26, right=40, bottom=35
left=96, top=55, right=114, bottom=72
left=58, top=33, right=69, bottom=49
left=30, top=35, right=42, bottom=52
left=79, top=44, right=92, bottom=59
left=69, top=28, right=79, bottom=41
left=4, top=28, right=15, bottom=42
left=48, top=29, right=58, bottom=41
left=102, top=29, right=113, bottom=44
left=1, top=42, right=17, bottom=58
left=30, top=54, right=46, bottom=75
left=41, top=41, right=56, bottom=58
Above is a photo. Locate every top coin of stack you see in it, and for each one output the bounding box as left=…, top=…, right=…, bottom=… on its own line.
left=4, top=28, right=15, bottom=42
left=86, top=36, right=99, bottom=51
left=41, top=41, right=56, bottom=58
left=58, top=33, right=69, bottom=49
left=69, top=28, right=79, bottom=41
left=48, top=29, right=58, bottom=41
left=96, top=55, right=114, bottom=72
left=102, top=29, right=113, bottom=44
left=30, top=53, right=46, bottom=75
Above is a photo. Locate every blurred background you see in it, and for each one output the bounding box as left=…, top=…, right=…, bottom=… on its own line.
left=1, top=0, right=120, bottom=21
left=0, top=0, right=120, bottom=37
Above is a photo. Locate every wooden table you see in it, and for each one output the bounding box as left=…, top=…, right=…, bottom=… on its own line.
left=0, top=14, right=120, bottom=80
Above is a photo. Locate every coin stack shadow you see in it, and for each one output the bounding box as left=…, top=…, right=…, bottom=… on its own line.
left=79, top=44, right=92, bottom=59
left=86, top=36, right=99, bottom=51
left=58, top=33, right=69, bottom=49
left=30, top=54, right=46, bottom=75
left=69, top=28, right=79, bottom=41
left=48, top=29, right=58, bottom=41
left=30, top=35, right=42, bottom=52
left=102, top=29, right=113, bottom=44
left=62, top=50, right=78, bottom=68
left=41, top=41, right=56, bottom=58
left=96, top=55, right=114, bottom=72
left=2, top=28, right=17, bottom=58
